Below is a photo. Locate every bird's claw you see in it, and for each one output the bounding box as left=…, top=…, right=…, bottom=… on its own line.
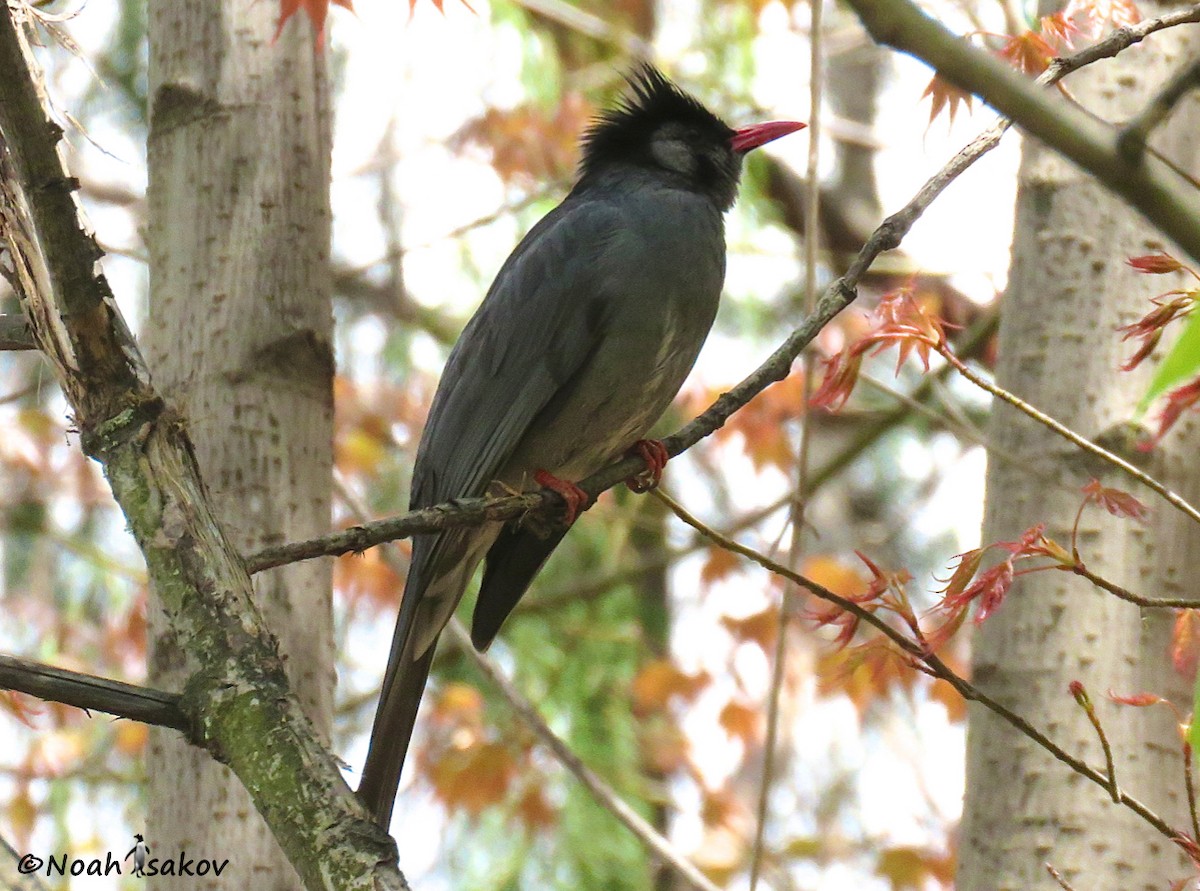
left=625, top=439, right=670, bottom=493
left=534, top=470, right=588, bottom=525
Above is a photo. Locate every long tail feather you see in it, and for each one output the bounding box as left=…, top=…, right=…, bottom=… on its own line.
left=357, top=639, right=436, bottom=827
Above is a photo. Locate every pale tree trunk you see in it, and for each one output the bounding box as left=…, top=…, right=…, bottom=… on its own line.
left=958, top=8, right=1200, bottom=889
left=144, top=3, right=334, bottom=887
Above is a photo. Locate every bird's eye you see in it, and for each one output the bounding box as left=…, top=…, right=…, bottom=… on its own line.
left=650, top=136, right=698, bottom=178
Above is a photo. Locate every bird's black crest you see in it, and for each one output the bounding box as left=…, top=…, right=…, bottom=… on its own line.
left=578, top=64, right=734, bottom=181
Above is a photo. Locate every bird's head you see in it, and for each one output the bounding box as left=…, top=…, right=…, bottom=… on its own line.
left=578, top=64, right=805, bottom=211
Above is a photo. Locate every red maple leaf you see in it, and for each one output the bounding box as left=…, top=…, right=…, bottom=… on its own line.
left=1081, top=479, right=1149, bottom=522
left=1141, top=378, right=1200, bottom=451
left=921, top=74, right=973, bottom=125
left=1128, top=252, right=1186, bottom=274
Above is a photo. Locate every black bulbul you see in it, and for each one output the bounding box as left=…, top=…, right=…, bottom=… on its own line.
left=358, top=64, right=803, bottom=826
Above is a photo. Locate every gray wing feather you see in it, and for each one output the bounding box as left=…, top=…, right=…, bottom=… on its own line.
left=411, top=197, right=620, bottom=514
left=401, top=196, right=624, bottom=651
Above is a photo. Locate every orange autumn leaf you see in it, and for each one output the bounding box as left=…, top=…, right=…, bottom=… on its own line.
left=115, top=722, right=149, bottom=757
left=453, top=95, right=591, bottom=186
left=718, top=372, right=807, bottom=471
left=514, top=784, right=556, bottom=830
left=1066, top=0, right=1141, bottom=30
left=928, top=678, right=967, bottom=722
left=692, top=826, right=747, bottom=885
left=718, top=699, right=760, bottom=745
left=1081, top=478, right=1149, bottom=522
left=998, top=29, right=1058, bottom=76
left=1038, top=11, right=1081, bottom=47
left=7, top=787, right=36, bottom=851
left=426, top=741, right=516, bottom=816
left=700, top=787, right=745, bottom=829
left=800, top=554, right=870, bottom=598
left=429, top=681, right=485, bottom=726
left=877, top=846, right=956, bottom=889
left=700, top=545, right=740, bottom=585
left=334, top=548, right=404, bottom=609
left=921, top=73, right=973, bottom=125
left=33, top=729, right=86, bottom=776
left=1117, top=286, right=1195, bottom=372
left=638, top=718, right=691, bottom=773
left=811, top=349, right=863, bottom=411
left=817, top=639, right=912, bottom=714
left=721, top=606, right=780, bottom=653
left=337, top=428, right=389, bottom=477
left=1107, top=689, right=1167, bottom=707
left=0, top=691, right=41, bottom=728
left=631, top=659, right=710, bottom=715
left=1128, top=251, right=1186, bottom=275
left=1141, top=378, right=1200, bottom=451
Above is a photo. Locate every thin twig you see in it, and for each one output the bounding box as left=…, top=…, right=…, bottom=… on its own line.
left=940, top=349, right=1200, bottom=529
left=651, top=487, right=1186, bottom=844
left=1071, top=562, right=1200, bottom=609
left=1070, top=681, right=1119, bottom=802
left=1185, top=742, right=1200, bottom=844
left=444, top=621, right=722, bottom=891
left=751, top=6, right=826, bottom=886
left=1046, top=863, right=1080, bottom=891
left=510, top=0, right=651, bottom=56
left=1046, top=6, right=1200, bottom=81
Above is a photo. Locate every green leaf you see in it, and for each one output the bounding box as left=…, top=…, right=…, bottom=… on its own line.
left=1139, top=308, right=1200, bottom=414
left=1191, top=668, right=1200, bottom=762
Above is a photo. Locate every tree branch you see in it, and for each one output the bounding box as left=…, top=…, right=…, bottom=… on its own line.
left=444, top=622, right=724, bottom=891
left=650, top=488, right=1186, bottom=846
left=842, top=0, right=1200, bottom=263
left=1118, top=54, right=1200, bottom=161
left=0, top=653, right=187, bottom=731
left=1046, top=5, right=1200, bottom=79
left=940, top=349, right=1200, bottom=530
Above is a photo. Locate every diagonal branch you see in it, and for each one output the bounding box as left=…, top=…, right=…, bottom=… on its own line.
left=1118, top=55, right=1200, bottom=161
left=940, top=350, right=1200, bottom=529
left=843, top=0, right=1200, bottom=263
left=651, top=488, right=1186, bottom=845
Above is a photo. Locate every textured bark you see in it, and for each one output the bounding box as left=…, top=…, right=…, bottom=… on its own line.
left=958, top=9, right=1200, bottom=889
left=145, top=3, right=334, bottom=887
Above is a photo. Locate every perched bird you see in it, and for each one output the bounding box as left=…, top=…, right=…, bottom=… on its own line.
left=359, top=64, right=803, bottom=827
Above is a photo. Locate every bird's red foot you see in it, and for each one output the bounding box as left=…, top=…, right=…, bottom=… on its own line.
left=625, top=439, right=670, bottom=493
left=534, top=470, right=588, bottom=525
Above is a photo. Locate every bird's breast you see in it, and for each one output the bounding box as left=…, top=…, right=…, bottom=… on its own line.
left=499, top=201, right=724, bottom=487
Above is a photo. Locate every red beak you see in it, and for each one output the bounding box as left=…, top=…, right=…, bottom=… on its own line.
left=730, top=120, right=806, bottom=153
